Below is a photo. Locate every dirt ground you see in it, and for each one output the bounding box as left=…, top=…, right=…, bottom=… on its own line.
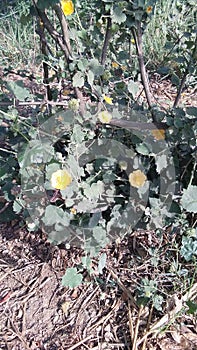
left=0, top=221, right=197, bottom=350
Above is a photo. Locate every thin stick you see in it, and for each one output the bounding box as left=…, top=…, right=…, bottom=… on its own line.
left=53, top=3, right=71, bottom=59
left=128, top=302, right=134, bottom=343
left=132, top=23, right=152, bottom=109
left=132, top=305, right=144, bottom=350
left=141, top=304, right=153, bottom=350
left=109, top=269, right=138, bottom=310
left=66, top=335, right=93, bottom=350
left=101, top=15, right=112, bottom=66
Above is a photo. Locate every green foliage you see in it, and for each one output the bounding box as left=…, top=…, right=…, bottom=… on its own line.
left=186, top=300, right=197, bottom=315
left=0, top=0, right=196, bottom=300
left=180, top=229, right=197, bottom=262
left=62, top=267, right=83, bottom=288
left=181, top=185, right=197, bottom=213
left=137, top=277, right=164, bottom=311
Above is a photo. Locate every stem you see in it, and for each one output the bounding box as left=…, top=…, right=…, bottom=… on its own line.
left=53, top=4, right=72, bottom=59
left=132, top=23, right=152, bottom=109
left=32, top=0, right=71, bottom=63
left=36, top=19, right=52, bottom=101
left=101, top=15, right=112, bottom=66
left=32, top=0, right=86, bottom=115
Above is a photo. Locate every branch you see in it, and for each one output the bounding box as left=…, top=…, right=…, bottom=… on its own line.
left=32, top=0, right=72, bottom=63
left=36, top=19, right=52, bottom=101
left=32, top=0, right=86, bottom=115
left=132, top=23, right=152, bottom=109
left=53, top=3, right=72, bottom=59
left=101, top=15, right=112, bottom=66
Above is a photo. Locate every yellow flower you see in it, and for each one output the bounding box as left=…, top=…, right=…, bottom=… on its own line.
left=129, top=170, right=147, bottom=188
left=151, top=129, right=165, bottom=140
left=62, top=89, right=71, bottom=96
left=98, top=110, right=112, bottom=124
left=70, top=207, right=77, bottom=215
left=51, top=169, right=72, bottom=190
left=103, top=95, right=113, bottom=105
left=60, top=0, right=74, bottom=16
left=146, top=6, right=153, bottom=14
left=68, top=98, right=79, bottom=111
left=112, top=61, right=119, bottom=68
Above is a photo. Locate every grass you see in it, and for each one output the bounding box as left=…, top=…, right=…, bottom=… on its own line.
left=0, top=0, right=39, bottom=71
left=143, top=0, right=196, bottom=72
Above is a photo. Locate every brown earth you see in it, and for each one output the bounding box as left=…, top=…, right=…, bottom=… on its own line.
left=0, top=222, right=197, bottom=350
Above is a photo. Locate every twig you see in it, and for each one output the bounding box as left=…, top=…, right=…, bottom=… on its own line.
left=32, top=1, right=86, bottom=115
left=141, top=304, right=153, bottom=350
left=132, top=23, right=152, bottom=110
left=32, top=0, right=71, bottom=63
left=109, top=269, right=138, bottom=310
left=101, top=15, right=112, bottom=66
left=132, top=305, right=144, bottom=350
left=0, top=202, right=10, bottom=214
left=109, top=118, right=168, bottom=130
left=0, top=100, right=169, bottom=130
left=53, top=3, right=71, bottom=58
left=128, top=302, right=134, bottom=343
left=36, top=18, right=52, bottom=101
left=66, top=335, right=94, bottom=350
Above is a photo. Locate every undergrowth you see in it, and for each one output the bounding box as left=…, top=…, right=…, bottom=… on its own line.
left=0, top=0, right=196, bottom=341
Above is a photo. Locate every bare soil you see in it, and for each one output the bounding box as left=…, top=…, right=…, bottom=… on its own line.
left=0, top=222, right=197, bottom=350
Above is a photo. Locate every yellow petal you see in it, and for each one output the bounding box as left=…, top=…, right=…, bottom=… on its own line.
left=61, top=0, right=74, bottom=16
left=103, top=95, right=113, bottom=105
left=129, top=170, right=147, bottom=188
left=151, top=129, right=165, bottom=140
left=51, top=169, right=72, bottom=190
left=98, top=111, right=112, bottom=124
left=112, top=61, right=119, bottom=68
left=146, top=6, right=153, bottom=14
left=70, top=207, right=77, bottom=215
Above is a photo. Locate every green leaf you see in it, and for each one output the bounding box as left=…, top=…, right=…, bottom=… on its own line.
left=98, top=253, right=107, bottom=274
left=62, top=268, right=83, bottom=288
left=6, top=80, right=32, bottom=101
left=155, top=154, right=167, bottom=174
left=112, top=6, right=127, bottom=24
left=180, top=236, right=197, bottom=261
left=136, top=143, right=151, bottom=155
left=88, top=59, right=104, bottom=76
left=13, top=199, right=25, bottom=214
left=181, top=185, right=197, bottom=213
left=93, top=226, right=108, bottom=245
left=72, top=72, right=85, bottom=88
left=128, top=80, right=139, bottom=97
left=42, top=205, right=70, bottom=226
left=186, top=107, right=197, bottom=118
left=186, top=300, right=197, bottom=314
left=87, top=70, right=94, bottom=86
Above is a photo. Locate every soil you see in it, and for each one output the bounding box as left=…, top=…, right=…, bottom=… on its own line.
left=1, top=222, right=197, bottom=350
